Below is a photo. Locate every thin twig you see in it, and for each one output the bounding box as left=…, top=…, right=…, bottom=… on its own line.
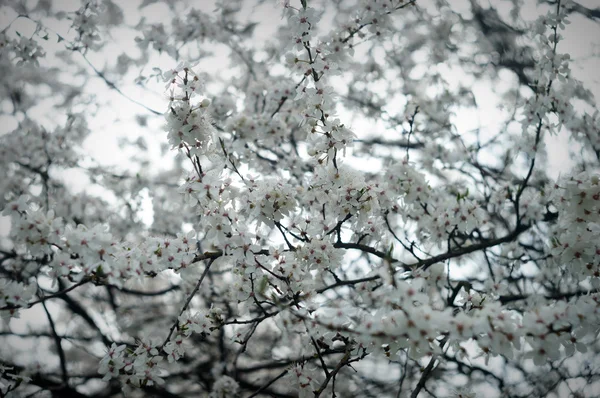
left=246, top=369, right=289, bottom=398
left=410, top=356, right=437, bottom=398
left=162, top=258, right=216, bottom=348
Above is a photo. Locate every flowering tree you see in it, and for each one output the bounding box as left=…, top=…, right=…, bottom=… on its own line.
left=1, top=0, right=599, bottom=396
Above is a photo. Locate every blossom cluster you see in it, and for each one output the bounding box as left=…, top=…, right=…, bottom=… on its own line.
left=66, top=0, right=105, bottom=51
left=164, top=62, right=216, bottom=155
left=1, top=0, right=600, bottom=397
left=307, top=265, right=599, bottom=367
left=99, top=308, right=220, bottom=387
left=0, top=196, right=198, bottom=317
left=549, top=173, right=600, bottom=284
left=1, top=33, right=45, bottom=66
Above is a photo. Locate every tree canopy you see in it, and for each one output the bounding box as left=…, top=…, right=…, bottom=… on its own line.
left=1, top=0, right=599, bottom=397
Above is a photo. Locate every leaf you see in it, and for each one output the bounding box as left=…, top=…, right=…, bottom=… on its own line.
left=257, top=275, right=269, bottom=295
left=387, top=243, right=394, bottom=258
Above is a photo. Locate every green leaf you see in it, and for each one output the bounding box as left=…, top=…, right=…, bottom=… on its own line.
left=257, top=275, right=269, bottom=295
left=386, top=243, right=394, bottom=258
